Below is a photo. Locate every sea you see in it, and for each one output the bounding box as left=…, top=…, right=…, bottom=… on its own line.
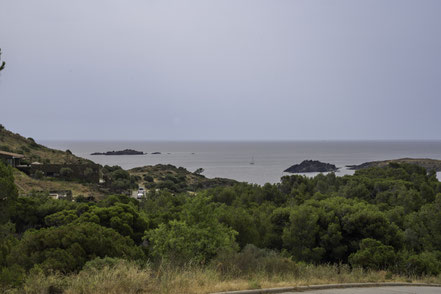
left=41, top=140, right=441, bottom=185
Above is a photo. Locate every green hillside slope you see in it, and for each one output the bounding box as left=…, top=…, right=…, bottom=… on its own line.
left=0, top=124, right=91, bottom=165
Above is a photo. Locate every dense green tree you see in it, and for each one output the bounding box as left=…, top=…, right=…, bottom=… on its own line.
left=282, top=197, right=401, bottom=263
left=81, top=203, right=149, bottom=243
left=146, top=195, right=238, bottom=263
left=7, top=222, right=144, bottom=273
left=283, top=205, right=324, bottom=262
left=44, top=209, right=78, bottom=227
left=269, top=207, right=291, bottom=250
left=400, top=251, right=441, bottom=276
left=404, top=194, right=441, bottom=252
left=2, top=161, right=441, bottom=289
left=140, top=190, right=186, bottom=228
left=217, top=205, right=259, bottom=249
left=147, top=219, right=237, bottom=264
left=11, top=195, right=77, bottom=233
left=0, top=162, right=17, bottom=223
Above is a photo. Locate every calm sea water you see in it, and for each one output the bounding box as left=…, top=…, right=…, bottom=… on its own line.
left=41, top=141, right=441, bottom=185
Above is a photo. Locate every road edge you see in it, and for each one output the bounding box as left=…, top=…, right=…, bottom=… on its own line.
left=211, top=282, right=441, bottom=294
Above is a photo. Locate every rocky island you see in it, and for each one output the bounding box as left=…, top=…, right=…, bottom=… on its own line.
left=91, top=149, right=144, bottom=155
left=284, top=160, right=338, bottom=173
left=347, top=158, right=441, bottom=172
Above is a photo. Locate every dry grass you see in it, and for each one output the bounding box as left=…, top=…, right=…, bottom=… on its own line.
left=65, top=262, right=156, bottom=294
left=6, top=261, right=441, bottom=294
left=13, top=169, right=105, bottom=198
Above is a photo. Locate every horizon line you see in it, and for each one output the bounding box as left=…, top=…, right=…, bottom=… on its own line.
left=39, top=138, right=441, bottom=142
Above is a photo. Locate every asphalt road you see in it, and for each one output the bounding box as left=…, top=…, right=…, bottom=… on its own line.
left=281, top=286, right=441, bottom=294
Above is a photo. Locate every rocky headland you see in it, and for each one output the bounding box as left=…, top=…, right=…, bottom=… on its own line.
left=346, top=158, right=441, bottom=172
left=284, top=160, right=339, bottom=173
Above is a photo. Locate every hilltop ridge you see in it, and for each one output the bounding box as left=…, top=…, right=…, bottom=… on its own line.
left=0, top=124, right=92, bottom=165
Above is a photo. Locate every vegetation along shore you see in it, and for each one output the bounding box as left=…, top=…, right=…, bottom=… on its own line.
left=2, top=125, right=441, bottom=293
left=347, top=158, right=441, bottom=172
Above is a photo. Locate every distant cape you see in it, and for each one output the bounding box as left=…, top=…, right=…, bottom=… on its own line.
left=346, top=158, right=441, bottom=172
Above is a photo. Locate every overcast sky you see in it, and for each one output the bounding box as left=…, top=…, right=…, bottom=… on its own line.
left=1, top=0, right=440, bottom=140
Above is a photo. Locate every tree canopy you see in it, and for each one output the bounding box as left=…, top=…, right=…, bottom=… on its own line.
left=2, top=161, right=441, bottom=290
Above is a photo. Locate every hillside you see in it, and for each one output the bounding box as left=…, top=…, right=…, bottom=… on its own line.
left=129, top=164, right=237, bottom=192
left=0, top=124, right=92, bottom=165
left=12, top=168, right=105, bottom=198
left=0, top=124, right=104, bottom=197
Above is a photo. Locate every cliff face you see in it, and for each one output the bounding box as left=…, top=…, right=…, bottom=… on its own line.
left=284, top=160, right=338, bottom=173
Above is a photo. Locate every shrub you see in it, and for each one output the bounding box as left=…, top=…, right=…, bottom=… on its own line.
left=146, top=195, right=238, bottom=264
left=33, top=170, right=45, bottom=180
left=147, top=219, right=238, bottom=264
left=60, top=167, right=73, bottom=179
left=30, top=155, right=42, bottom=162
left=282, top=197, right=401, bottom=264
left=0, top=264, right=25, bottom=288
left=349, top=238, right=397, bottom=270
left=7, top=222, right=145, bottom=274
left=18, top=267, right=66, bottom=294
left=212, top=244, right=298, bottom=277
left=401, top=251, right=441, bottom=276
left=0, top=162, right=18, bottom=222
left=82, top=257, right=125, bottom=271
left=165, top=175, right=179, bottom=184
left=19, top=145, right=30, bottom=153
left=27, top=137, right=39, bottom=148
left=83, top=167, right=94, bottom=178
left=0, top=145, right=11, bottom=152
left=66, top=259, right=154, bottom=294
left=194, top=168, right=204, bottom=175
left=144, top=182, right=156, bottom=189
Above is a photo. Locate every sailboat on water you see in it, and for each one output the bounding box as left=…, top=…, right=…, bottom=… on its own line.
left=250, top=156, right=255, bottom=165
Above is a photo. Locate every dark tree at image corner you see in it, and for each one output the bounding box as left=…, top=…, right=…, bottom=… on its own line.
left=0, top=48, right=5, bottom=71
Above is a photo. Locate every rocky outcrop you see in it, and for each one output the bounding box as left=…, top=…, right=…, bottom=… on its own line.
left=284, top=160, right=338, bottom=173
left=91, top=149, right=144, bottom=155
left=346, top=158, right=441, bottom=172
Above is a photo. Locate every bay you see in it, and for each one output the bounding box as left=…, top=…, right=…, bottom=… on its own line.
left=41, top=140, right=441, bottom=185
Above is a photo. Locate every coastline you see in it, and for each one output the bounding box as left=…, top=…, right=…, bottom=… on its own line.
left=40, top=140, right=441, bottom=185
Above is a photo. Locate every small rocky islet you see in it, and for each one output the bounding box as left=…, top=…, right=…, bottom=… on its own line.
left=284, top=158, right=441, bottom=174
left=284, top=160, right=339, bottom=173
left=91, top=149, right=144, bottom=155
